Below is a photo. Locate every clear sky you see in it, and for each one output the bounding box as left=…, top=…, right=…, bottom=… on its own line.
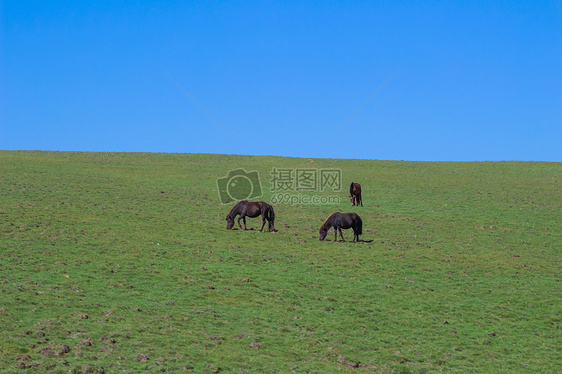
left=1, top=1, right=561, bottom=161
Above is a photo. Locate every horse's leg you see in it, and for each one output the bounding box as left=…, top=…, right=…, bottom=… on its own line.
left=259, top=213, right=266, bottom=232
left=243, top=216, right=248, bottom=230
left=339, top=227, right=345, bottom=242
left=238, top=214, right=244, bottom=230
left=232, top=214, right=240, bottom=230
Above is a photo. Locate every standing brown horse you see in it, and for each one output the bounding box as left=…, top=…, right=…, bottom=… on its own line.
left=349, top=182, right=363, bottom=206
left=226, top=200, right=276, bottom=232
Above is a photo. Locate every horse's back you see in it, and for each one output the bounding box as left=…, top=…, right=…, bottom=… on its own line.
left=259, top=201, right=272, bottom=210
left=233, top=200, right=249, bottom=210
left=332, top=212, right=354, bottom=228
left=345, top=212, right=362, bottom=226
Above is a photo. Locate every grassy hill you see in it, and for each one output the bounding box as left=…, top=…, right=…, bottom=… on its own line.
left=0, top=150, right=560, bottom=373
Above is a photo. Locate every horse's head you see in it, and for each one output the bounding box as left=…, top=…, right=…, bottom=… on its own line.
left=350, top=196, right=355, bottom=206
left=319, top=227, right=328, bottom=241
left=225, top=214, right=234, bottom=230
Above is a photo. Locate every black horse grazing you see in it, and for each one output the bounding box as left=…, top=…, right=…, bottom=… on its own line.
left=226, top=200, right=276, bottom=232
left=319, top=212, right=362, bottom=242
left=349, top=182, right=363, bottom=206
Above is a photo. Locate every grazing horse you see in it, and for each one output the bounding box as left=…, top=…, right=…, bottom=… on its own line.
left=226, top=200, right=276, bottom=232
left=319, top=212, right=362, bottom=242
left=349, top=182, right=363, bottom=206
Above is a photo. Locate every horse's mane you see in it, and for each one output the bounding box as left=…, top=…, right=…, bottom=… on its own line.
left=320, top=212, right=338, bottom=230
left=227, top=200, right=247, bottom=218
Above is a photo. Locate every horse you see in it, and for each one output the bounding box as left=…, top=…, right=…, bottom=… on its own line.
left=319, top=212, right=362, bottom=242
left=349, top=182, right=363, bottom=206
left=226, top=200, right=276, bottom=232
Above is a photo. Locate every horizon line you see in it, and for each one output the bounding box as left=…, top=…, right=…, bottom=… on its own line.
left=0, top=148, right=559, bottom=163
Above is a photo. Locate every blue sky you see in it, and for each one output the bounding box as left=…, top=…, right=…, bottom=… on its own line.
left=1, top=1, right=561, bottom=161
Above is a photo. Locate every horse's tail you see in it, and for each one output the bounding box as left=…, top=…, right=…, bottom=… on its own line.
left=267, top=204, right=275, bottom=230
left=349, top=182, right=354, bottom=196
left=355, top=215, right=363, bottom=236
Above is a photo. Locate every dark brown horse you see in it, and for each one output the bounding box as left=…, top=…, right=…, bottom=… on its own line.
left=319, top=212, right=362, bottom=242
left=349, top=182, right=363, bottom=206
left=226, top=200, right=276, bottom=232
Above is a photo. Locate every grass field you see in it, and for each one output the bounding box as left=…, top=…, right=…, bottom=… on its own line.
left=0, top=150, right=560, bottom=373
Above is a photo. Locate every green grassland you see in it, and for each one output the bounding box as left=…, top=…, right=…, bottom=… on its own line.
left=0, top=150, right=560, bottom=373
